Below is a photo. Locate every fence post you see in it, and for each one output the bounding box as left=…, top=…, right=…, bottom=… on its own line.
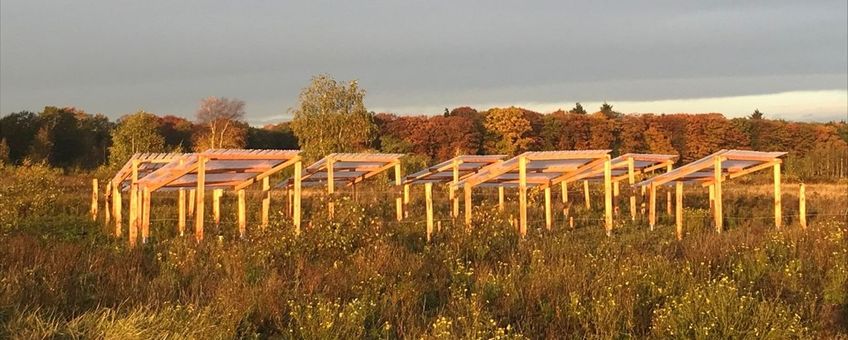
left=799, top=183, right=807, bottom=229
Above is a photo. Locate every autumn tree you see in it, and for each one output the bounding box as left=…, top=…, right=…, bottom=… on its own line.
left=484, top=107, right=540, bottom=155
left=290, top=74, right=377, bottom=160
left=109, top=111, right=166, bottom=166
left=0, top=111, right=39, bottom=164
left=750, top=109, right=764, bottom=120
left=158, top=115, right=194, bottom=151
left=569, top=102, right=587, bottom=114
left=599, top=102, right=620, bottom=119
left=193, top=96, right=248, bottom=151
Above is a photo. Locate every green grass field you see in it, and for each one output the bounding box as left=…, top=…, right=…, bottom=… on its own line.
left=1, top=164, right=846, bottom=339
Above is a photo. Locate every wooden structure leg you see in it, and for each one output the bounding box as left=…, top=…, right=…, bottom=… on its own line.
left=425, top=182, right=434, bottom=242
left=604, top=157, right=613, bottom=235
left=518, top=155, right=528, bottom=238
left=799, top=183, right=807, bottom=229
left=583, top=180, right=591, bottom=210
left=613, top=180, right=619, bottom=215
left=544, top=186, right=552, bottom=230
left=464, top=183, right=472, bottom=227
left=395, top=162, right=403, bottom=221
left=91, top=179, right=98, bottom=221
left=128, top=184, right=138, bottom=247
left=713, top=156, right=723, bottom=233
left=648, top=183, right=656, bottom=230
left=327, top=157, right=335, bottom=218
left=195, top=156, right=206, bottom=241
left=451, top=160, right=459, bottom=218
left=666, top=190, right=672, bottom=216
left=112, top=183, right=122, bottom=237
left=141, top=187, right=150, bottom=243
left=104, top=182, right=111, bottom=225
left=628, top=157, right=636, bottom=221
left=293, top=160, right=302, bottom=234
left=498, top=186, right=505, bottom=212
left=773, top=162, right=782, bottom=228
left=213, top=189, right=222, bottom=226
left=178, top=189, right=186, bottom=236
left=675, top=181, right=683, bottom=240
left=188, top=189, right=196, bottom=217
left=238, top=189, right=246, bottom=238
left=262, top=177, right=270, bottom=228
left=404, top=184, right=410, bottom=218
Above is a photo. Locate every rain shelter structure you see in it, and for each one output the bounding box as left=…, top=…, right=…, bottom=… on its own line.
left=636, top=149, right=786, bottom=240
left=279, top=153, right=405, bottom=220
left=453, top=150, right=615, bottom=237
left=111, top=149, right=303, bottom=246
left=402, top=155, right=506, bottom=240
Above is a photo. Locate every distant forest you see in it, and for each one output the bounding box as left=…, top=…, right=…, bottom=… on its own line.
left=1, top=102, right=846, bottom=180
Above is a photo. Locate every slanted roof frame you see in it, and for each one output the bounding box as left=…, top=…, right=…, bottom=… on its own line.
left=135, top=149, right=301, bottom=192
left=454, top=150, right=612, bottom=189
left=636, top=149, right=786, bottom=187
left=109, top=152, right=185, bottom=194
left=577, top=153, right=678, bottom=182
left=280, top=152, right=405, bottom=188
left=403, top=155, right=507, bottom=185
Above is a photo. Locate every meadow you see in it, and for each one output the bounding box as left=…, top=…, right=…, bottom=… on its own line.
left=0, top=163, right=846, bottom=339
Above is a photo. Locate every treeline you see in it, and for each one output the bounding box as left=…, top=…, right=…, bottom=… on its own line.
left=2, top=92, right=847, bottom=181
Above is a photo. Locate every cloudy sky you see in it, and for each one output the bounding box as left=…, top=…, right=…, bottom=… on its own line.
left=1, top=0, right=846, bottom=124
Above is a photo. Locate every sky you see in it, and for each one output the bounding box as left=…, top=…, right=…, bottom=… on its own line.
left=1, top=0, right=846, bottom=125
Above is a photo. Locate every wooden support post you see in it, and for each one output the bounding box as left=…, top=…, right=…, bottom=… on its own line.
left=128, top=184, right=138, bottom=247
left=561, top=180, right=568, bottom=204
left=327, top=157, right=335, bottom=218
left=178, top=189, right=186, bottom=236
left=195, top=156, right=206, bottom=241
left=773, top=162, right=782, bottom=229
left=628, top=157, right=636, bottom=221
left=666, top=163, right=673, bottom=216
left=799, top=183, right=807, bottom=229
left=544, top=186, right=552, bottom=230
left=91, top=179, right=98, bottom=221
left=293, top=159, right=302, bottom=234
left=675, top=181, right=683, bottom=240
left=498, top=186, right=505, bottom=212
left=583, top=180, right=591, bottom=210
left=640, top=185, right=647, bottom=215
left=238, top=189, right=246, bottom=238
left=604, top=156, right=613, bottom=235
left=451, top=160, right=459, bottom=218
left=403, top=184, right=410, bottom=218
left=113, top=182, right=122, bottom=237
left=613, top=180, right=619, bottom=215
left=104, top=181, right=111, bottom=225
left=287, top=188, right=293, bottom=218
left=425, top=182, right=434, bottom=242
left=141, top=186, right=150, bottom=243
left=713, top=156, right=723, bottom=233
left=262, top=177, right=270, bottom=228
left=649, top=183, right=656, bottom=231
left=213, top=189, right=222, bottom=226
left=188, top=189, right=196, bottom=217
left=518, top=155, right=528, bottom=238
left=464, top=183, right=472, bottom=227
left=394, top=162, right=403, bottom=221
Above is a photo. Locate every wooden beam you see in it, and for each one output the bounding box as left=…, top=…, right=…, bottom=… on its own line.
left=91, top=179, right=98, bottom=221
left=129, top=184, right=138, bottom=248
left=213, top=189, right=222, bottom=225
left=394, top=161, right=403, bottom=221
left=425, top=182, right=434, bottom=242
left=713, top=156, right=723, bottom=233
left=773, top=162, right=782, bottom=229
left=604, top=157, right=613, bottom=235
left=675, top=181, right=683, bottom=240
left=518, top=155, right=528, bottom=238
left=613, top=180, right=619, bottom=216
left=195, top=156, right=206, bottom=241
left=238, top=189, right=246, bottom=238
left=498, top=186, right=505, bottom=212
left=583, top=180, right=590, bottom=210
left=403, top=184, right=410, bottom=218
left=666, top=163, right=673, bottom=216
left=464, top=183, right=472, bottom=227
left=799, top=183, right=807, bottom=229
left=561, top=180, right=568, bottom=204
left=178, top=189, right=186, bottom=236
left=113, top=182, right=122, bottom=237
left=327, top=156, right=335, bottom=218
left=545, top=186, right=552, bottom=231
left=104, top=181, right=111, bottom=225
left=451, top=160, right=459, bottom=218
left=141, top=186, right=150, bottom=244
left=649, top=183, right=656, bottom=230
left=293, top=159, right=302, bottom=234
left=262, top=177, right=270, bottom=228
left=188, top=189, right=195, bottom=217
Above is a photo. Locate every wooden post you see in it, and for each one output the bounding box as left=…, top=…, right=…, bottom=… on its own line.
left=666, top=163, right=673, bottom=216
left=394, top=162, right=403, bottom=221
left=128, top=184, right=138, bottom=247
left=188, top=189, right=196, bottom=217
left=287, top=187, right=293, bottom=217
left=104, top=181, right=111, bottom=225
left=238, top=189, right=246, bottom=238
left=91, top=179, right=98, bottom=221
left=773, top=162, right=782, bottom=229
left=713, top=156, right=723, bottom=233
left=141, top=186, right=150, bottom=243
left=213, top=189, right=222, bottom=226
left=561, top=180, right=568, bottom=204
left=464, top=183, right=472, bottom=227
left=178, top=189, right=186, bottom=236
left=518, top=155, right=528, bottom=238
left=640, top=185, right=647, bottom=215
left=113, top=182, right=122, bottom=237
left=293, top=159, right=302, bottom=234
left=708, top=184, right=715, bottom=215
left=544, top=186, right=552, bottom=230
left=613, top=180, right=619, bottom=215
left=649, top=183, right=656, bottom=231
left=403, top=184, right=410, bottom=218
left=628, top=157, right=636, bottom=221
left=262, top=177, right=270, bottom=228
left=604, top=156, right=613, bottom=235
left=498, top=186, right=505, bottom=212
left=451, top=159, right=459, bottom=218
left=583, top=180, right=591, bottom=209
left=675, top=181, right=683, bottom=240
left=327, top=156, right=335, bottom=218
left=195, top=155, right=206, bottom=241
left=425, top=182, right=434, bottom=242
left=799, top=183, right=807, bottom=229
